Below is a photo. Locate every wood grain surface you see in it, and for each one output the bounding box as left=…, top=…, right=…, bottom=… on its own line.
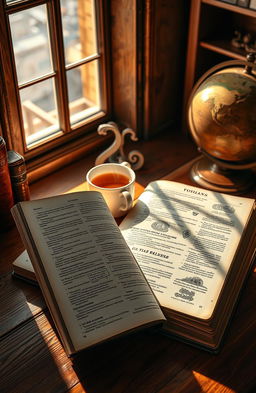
left=1, top=131, right=255, bottom=393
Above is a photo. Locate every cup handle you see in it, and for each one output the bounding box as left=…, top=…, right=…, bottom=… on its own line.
left=120, top=191, right=133, bottom=212
left=120, top=161, right=131, bottom=168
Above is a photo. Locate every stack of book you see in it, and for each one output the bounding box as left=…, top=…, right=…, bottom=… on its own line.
left=0, top=136, right=30, bottom=231
left=0, top=136, right=14, bottom=230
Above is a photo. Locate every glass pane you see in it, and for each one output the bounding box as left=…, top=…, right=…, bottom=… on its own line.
left=20, top=78, right=60, bottom=146
left=61, top=0, right=97, bottom=65
left=9, top=5, right=52, bottom=85
left=67, top=61, right=100, bottom=125
left=6, top=0, right=23, bottom=3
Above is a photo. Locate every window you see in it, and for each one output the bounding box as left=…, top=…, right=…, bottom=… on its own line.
left=0, top=0, right=109, bottom=173
left=0, top=1, right=185, bottom=181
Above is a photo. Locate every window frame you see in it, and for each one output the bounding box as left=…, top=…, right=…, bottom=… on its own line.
left=0, top=0, right=187, bottom=182
left=0, top=0, right=111, bottom=174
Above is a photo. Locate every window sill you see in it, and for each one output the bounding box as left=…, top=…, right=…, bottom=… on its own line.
left=27, top=130, right=112, bottom=184
left=29, top=129, right=199, bottom=200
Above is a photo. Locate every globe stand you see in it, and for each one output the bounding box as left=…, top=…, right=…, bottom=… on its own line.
left=191, top=155, right=255, bottom=194
left=187, top=55, right=256, bottom=195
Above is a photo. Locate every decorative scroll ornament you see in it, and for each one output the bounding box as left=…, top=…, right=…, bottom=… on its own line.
left=95, top=121, right=144, bottom=170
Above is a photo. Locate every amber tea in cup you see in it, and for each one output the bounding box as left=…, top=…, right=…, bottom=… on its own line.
left=86, top=163, right=135, bottom=218
left=91, top=172, right=131, bottom=189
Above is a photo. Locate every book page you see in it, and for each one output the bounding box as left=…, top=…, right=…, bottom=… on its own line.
left=120, top=180, right=255, bottom=320
left=13, top=250, right=33, bottom=273
left=12, top=249, right=37, bottom=283
left=17, top=192, right=165, bottom=352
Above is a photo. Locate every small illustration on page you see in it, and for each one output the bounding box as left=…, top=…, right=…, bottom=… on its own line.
left=174, top=288, right=195, bottom=302
left=151, top=220, right=170, bottom=232
left=181, top=276, right=204, bottom=287
left=212, top=204, right=235, bottom=213
left=182, top=229, right=191, bottom=239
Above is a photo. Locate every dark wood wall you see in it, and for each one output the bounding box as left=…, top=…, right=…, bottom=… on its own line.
left=111, top=0, right=190, bottom=139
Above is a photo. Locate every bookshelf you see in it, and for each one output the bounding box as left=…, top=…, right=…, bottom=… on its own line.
left=182, top=0, right=256, bottom=130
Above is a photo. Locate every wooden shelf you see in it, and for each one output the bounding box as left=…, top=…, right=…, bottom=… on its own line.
left=182, top=0, right=256, bottom=130
left=202, top=0, right=256, bottom=17
left=200, top=39, right=248, bottom=60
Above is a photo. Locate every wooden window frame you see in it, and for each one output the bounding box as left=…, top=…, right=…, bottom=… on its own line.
left=0, top=0, right=111, bottom=181
left=0, top=0, right=189, bottom=182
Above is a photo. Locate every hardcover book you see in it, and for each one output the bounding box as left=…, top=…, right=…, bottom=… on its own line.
left=11, top=191, right=166, bottom=356
left=120, top=180, right=256, bottom=351
left=12, top=180, right=256, bottom=353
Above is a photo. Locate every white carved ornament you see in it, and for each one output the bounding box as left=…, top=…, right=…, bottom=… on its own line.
left=95, top=122, right=144, bottom=170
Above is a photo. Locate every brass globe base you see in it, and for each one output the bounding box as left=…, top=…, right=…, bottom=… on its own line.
left=190, top=157, right=255, bottom=194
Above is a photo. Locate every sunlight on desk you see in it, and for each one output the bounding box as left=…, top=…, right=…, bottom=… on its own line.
left=33, top=313, right=79, bottom=386
left=192, top=371, right=232, bottom=393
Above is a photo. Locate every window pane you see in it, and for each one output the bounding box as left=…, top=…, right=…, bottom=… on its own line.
left=61, top=0, right=97, bottom=65
left=67, top=61, right=100, bottom=126
left=9, top=5, right=53, bottom=85
left=20, top=78, right=60, bottom=147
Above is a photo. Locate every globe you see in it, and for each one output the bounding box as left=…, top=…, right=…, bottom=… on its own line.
left=187, top=56, right=256, bottom=193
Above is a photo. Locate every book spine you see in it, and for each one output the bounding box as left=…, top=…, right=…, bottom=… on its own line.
left=0, top=137, right=14, bottom=230
left=7, top=150, right=30, bottom=203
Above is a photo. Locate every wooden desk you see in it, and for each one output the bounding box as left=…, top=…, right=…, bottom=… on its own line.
left=1, top=134, right=256, bottom=393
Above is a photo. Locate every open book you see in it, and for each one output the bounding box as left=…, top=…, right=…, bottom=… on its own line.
left=12, top=180, right=256, bottom=352
left=120, top=180, right=256, bottom=351
left=11, top=191, right=166, bottom=356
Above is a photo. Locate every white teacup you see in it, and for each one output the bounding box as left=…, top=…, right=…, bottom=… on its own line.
left=86, top=162, right=136, bottom=218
